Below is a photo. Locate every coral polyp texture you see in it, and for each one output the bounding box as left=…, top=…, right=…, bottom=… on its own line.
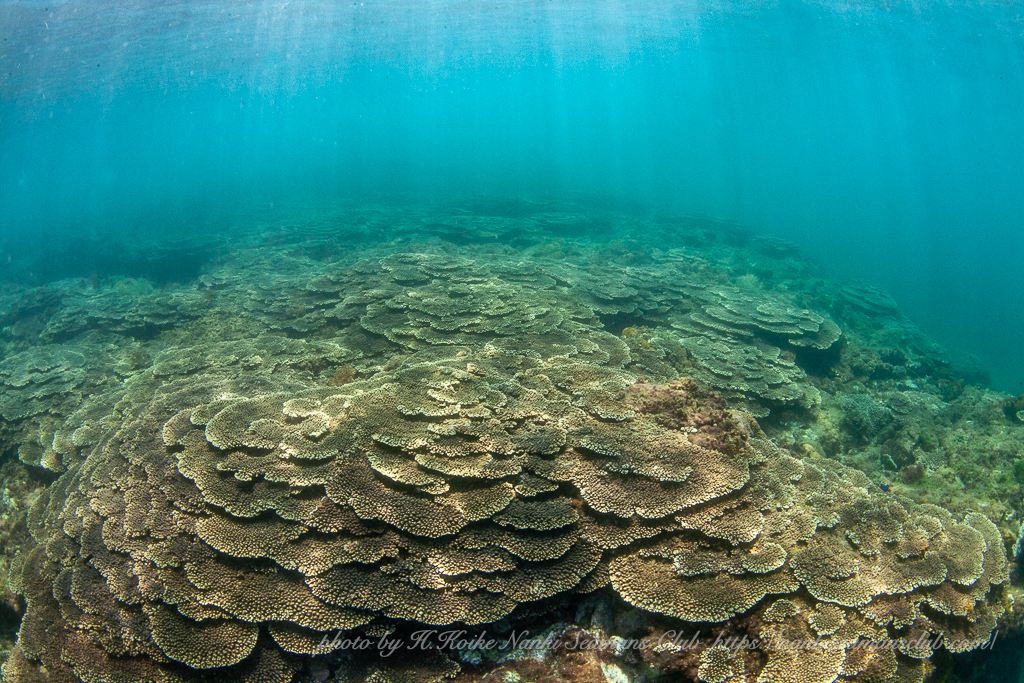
left=0, top=208, right=1015, bottom=683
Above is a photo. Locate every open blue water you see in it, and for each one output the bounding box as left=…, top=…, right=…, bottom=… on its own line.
left=1, top=0, right=1022, bottom=391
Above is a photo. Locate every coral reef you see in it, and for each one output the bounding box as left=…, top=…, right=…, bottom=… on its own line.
left=0, top=202, right=1019, bottom=683
left=840, top=281, right=900, bottom=317
left=1002, top=394, right=1024, bottom=424
left=839, top=393, right=895, bottom=444
left=0, top=460, right=40, bottom=671
left=625, top=378, right=746, bottom=455
left=2, top=328, right=1008, bottom=682
left=660, top=284, right=842, bottom=416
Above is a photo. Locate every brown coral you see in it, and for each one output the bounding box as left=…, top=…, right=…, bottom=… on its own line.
left=626, top=377, right=748, bottom=455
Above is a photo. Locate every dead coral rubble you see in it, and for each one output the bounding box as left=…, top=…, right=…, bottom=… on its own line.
left=625, top=377, right=746, bottom=455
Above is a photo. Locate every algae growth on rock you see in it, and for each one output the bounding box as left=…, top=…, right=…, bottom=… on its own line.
left=0, top=205, right=1018, bottom=683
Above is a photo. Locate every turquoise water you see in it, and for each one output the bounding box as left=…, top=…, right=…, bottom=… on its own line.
left=2, top=1, right=1021, bottom=390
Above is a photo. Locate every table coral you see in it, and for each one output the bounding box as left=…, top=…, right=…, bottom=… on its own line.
left=0, top=217, right=1008, bottom=683
left=3, top=345, right=1006, bottom=683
